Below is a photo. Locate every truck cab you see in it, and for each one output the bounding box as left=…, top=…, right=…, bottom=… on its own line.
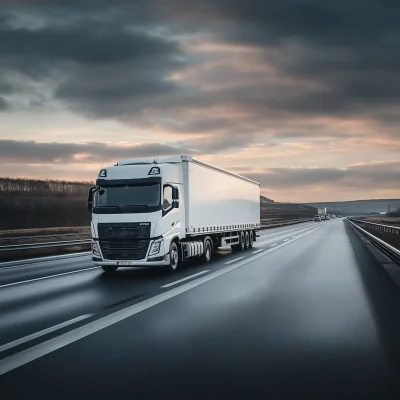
left=88, top=158, right=183, bottom=272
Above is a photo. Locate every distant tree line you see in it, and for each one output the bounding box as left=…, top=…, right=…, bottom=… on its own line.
left=0, top=177, right=94, bottom=230
left=0, top=177, right=94, bottom=198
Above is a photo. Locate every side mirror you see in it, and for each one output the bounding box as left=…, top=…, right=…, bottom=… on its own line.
left=172, top=200, right=179, bottom=209
left=173, top=187, right=179, bottom=200
left=87, top=187, right=95, bottom=212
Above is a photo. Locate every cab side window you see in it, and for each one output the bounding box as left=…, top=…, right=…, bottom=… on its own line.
left=163, top=186, right=173, bottom=211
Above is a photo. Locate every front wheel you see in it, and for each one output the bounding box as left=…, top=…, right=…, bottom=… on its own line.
left=102, top=265, right=118, bottom=273
left=168, top=241, right=180, bottom=272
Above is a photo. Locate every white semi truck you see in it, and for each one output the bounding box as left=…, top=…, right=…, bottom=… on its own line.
left=87, top=155, right=261, bottom=272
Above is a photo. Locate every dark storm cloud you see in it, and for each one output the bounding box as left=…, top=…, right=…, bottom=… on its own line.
left=0, top=140, right=196, bottom=164
left=0, top=20, right=177, bottom=67
left=244, top=162, right=400, bottom=189
left=1, top=0, right=400, bottom=136
left=186, top=0, right=400, bottom=112
left=0, top=4, right=186, bottom=117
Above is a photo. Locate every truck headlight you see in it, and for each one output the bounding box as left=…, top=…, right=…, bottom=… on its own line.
left=92, top=241, right=101, bottom=257
left=149, top=240, right=161, bottom=256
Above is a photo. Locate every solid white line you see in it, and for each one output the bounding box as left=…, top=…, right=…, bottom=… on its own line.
left=0, top=227, right=320, bottom=377
left=0, top=314, right=93, bottom=354
left=252, top=249, right=264, bottom=254
left=0, top=266, right=100, bottom=289
left=283, top=239, right=289, bottom=242
left=225, top=257, right=244, bottom=265
left=270, top=243, right=278, bottom=247
left=161, top=270, right=209, bottom=288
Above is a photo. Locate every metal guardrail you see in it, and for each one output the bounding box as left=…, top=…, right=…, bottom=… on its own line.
left=260, top=218, right=314, bottom=229
left=347, top=219, right=400, bottom=265
left=0, top=239, right=91, bottom=253
left=349, top=219, right=400, bottom=236
left=0, top=232, right=90, bottom=242
left=0, top=219, right=314, bottom=253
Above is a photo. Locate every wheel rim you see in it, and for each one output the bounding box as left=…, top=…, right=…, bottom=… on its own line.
left=245, top=232, right=249, bottom=248
left=249, top=231, right=253, bottom=246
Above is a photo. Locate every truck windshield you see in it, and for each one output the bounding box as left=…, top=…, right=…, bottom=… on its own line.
left=94, top=183, right=161, bottom=209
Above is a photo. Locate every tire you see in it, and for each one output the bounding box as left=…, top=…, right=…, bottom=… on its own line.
left=231, top=231, right=245, bottom=251
left=249, top=231, right=254, bottom=248
left=102, top=265, right=118, bottom=273
left=245, top=231, right=250, bottom=249
left=202, top=237, right=213, bottom=262
left=168, top=241, right=180, bottom=271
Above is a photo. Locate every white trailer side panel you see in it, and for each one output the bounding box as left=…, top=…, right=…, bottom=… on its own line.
left=183, top=160, right=260, bottom=233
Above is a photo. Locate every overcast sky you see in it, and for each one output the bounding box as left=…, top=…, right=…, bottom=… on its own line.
left=1, top=0, right=399, bottom=202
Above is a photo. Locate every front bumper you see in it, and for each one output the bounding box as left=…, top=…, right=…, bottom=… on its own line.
left=92, top=238, right=170, bottom=267
left=93, top=254, right=170, bottom=267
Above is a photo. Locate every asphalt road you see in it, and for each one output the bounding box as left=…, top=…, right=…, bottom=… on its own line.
left=0, top=220, right=399, bottom=399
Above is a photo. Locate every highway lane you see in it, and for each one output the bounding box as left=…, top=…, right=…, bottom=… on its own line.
left=1, top=220, right=400, bottom=398
left=0, top=221, right=317, bottom=347
left=0, top=221, right=317, bottom=285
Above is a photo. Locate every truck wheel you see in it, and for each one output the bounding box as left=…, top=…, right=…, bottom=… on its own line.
left=102, top=265, right=118, bottom=273
left=231, top=231, right=245, bottom=251
left=202, top=237, right=213, bottom=262
left=245, top=231, right=250, bottom=249
left=249, top=231, right=254, bottom=248
left=168, top=241, right=180, bottom=271
left=239, top=231, right=245, bottom=251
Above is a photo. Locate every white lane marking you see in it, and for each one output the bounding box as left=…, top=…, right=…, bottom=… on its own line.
left=283, top=239, right=289, bottom=242
left=0, top=252, right=91, bottom=270
left=225, top=257, right=244, bottom=265
left=0, top=266, right=100, bottom=289
left=292, top=236, right=298, bottom=239
left=161, top=270, right=209, bottom=288
left=270, top=243, right=278, bottom=247
left=0, top=227, right=321, bottom=377
left=252, top=249, right=264, bottom=254
left=0, top=314, right=93, bottom=354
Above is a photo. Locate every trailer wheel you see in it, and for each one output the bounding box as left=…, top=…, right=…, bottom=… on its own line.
left=202, top=237, right=213, bottom=262
left=249, top=231, right=254, bottom=248
left=168, top=241, right=180, bottom=271
left=231, top=231, right=245, bottom=251
left=102, top=265, right=118, bottom=273
left=245, top=231, right=250, bottom=249
left=238, top=231, right=245, bottom=251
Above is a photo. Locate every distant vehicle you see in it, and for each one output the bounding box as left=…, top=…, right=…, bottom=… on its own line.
left=315, top=215, right=322, bottom=221
left=321, top=215, right=326, bottom=220
left=338, top=215, right=342, bottom=218
left=87, top=155, right=261, bottom=273
left=325, top=215, right=330, bottom=220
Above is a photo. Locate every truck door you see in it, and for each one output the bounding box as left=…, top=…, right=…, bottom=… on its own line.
left=162, top=184, right=181, bottom=242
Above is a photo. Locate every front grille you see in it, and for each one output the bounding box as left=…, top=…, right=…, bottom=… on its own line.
left=99, top=239, right=150, bottom=260
left=98, top=223, right=150, bottom=240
